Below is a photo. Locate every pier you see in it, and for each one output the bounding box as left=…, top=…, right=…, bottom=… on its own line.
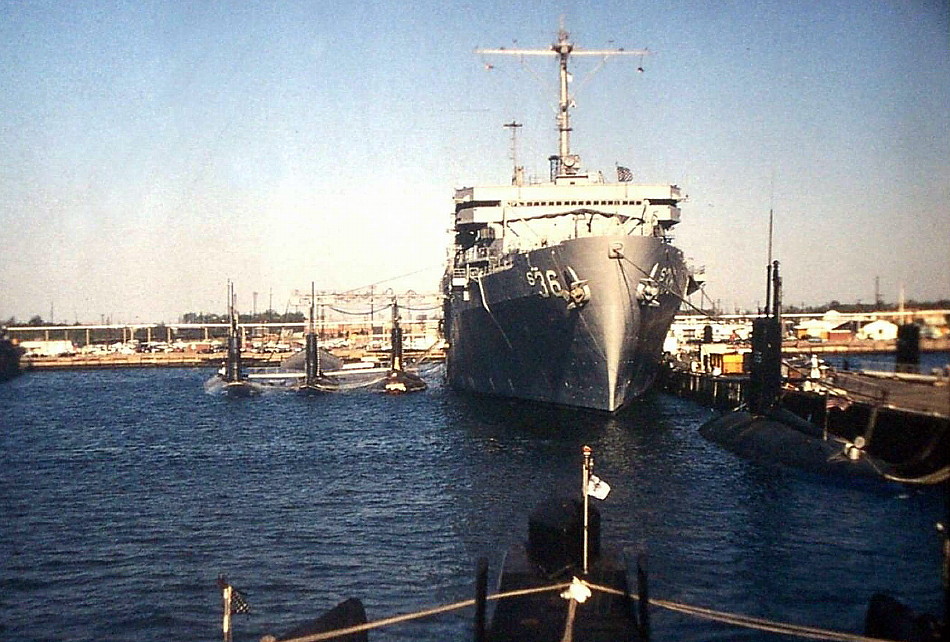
left=23, top=351, right=220, bottom=370
left=20, top=345, right=444, bottom=372
left=661, top=365, right=949, bottom=418
left=661, top=359, right=949, bottom=483
left=8, top=297, right=444, bottom=372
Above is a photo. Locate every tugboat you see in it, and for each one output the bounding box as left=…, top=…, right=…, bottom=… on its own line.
left=374, top=298, right=427, bottom=395
left=296, top=283, right=340, bottom=395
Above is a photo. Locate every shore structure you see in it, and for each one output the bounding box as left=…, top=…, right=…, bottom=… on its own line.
left=442, top=27, right=696, bottom=412
left=10, top=290, right=443, bottom=373
left=669, top=309, right=950, bottom=349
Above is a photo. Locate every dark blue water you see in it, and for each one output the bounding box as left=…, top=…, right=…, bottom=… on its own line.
left=1, top=368, right=944, bottom=641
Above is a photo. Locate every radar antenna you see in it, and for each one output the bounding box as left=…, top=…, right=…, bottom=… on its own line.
left=477, top=26, right=649, bottom=175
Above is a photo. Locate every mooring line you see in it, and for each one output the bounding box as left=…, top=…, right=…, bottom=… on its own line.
left=583, top=581, right=897, bottom=642
left=265, top=577, right=899, bottom=642
left=475, top=275, right=514, bottom=351
left=619, top=254, right=712, bottom=318
left=270, top=582, right=571, bottom=642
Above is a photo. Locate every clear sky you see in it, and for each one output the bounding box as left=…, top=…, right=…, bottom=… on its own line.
left=2, top=0, right=948, bottom=323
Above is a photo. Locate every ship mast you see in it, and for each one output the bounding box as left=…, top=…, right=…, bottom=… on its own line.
left=504, top=120, right=524, bottom=185
left=477, top=26, right=649, bottom=175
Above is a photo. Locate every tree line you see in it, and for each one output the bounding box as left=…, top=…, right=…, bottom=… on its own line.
left=6, top=298, right=950, bottom=328
left=781, top=299, right=950, bottom=315
left=179, top=311, right=306, bottom=324
left=3, top=310, right=308, bottom=327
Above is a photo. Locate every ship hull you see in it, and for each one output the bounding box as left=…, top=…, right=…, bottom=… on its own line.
left=444, top=235, right=687, bottom=412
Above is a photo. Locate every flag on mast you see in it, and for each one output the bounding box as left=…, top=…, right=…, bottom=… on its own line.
left=229, top=587, right=250, bottom=614
left=218, top=576, right=250, bottom=614
left=616, top=165, right=633, bottom=182
left=587, top=474, right=611, bottom=500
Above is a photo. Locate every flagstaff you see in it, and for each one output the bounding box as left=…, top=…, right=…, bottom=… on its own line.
left=581, top=445, right=611, bottom=575
left=582, top=445, right=592, bottom=575
left=218, top=575, right=249, bottom=642
left=221, top=581, right=233, bottom=642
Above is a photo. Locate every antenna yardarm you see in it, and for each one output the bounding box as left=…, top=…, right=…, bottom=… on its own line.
left=477, top=28, right=649, bottom=174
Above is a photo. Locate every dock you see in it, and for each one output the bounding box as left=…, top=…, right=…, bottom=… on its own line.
left=828, top=370, right=949, bottom=417
left=20, top=347, right=443, bottom=372
left=661, top=362, right=949, bottom=480
left=662, top=366, right=949, bottom=418
left=21, top=351, right=282, bottom=371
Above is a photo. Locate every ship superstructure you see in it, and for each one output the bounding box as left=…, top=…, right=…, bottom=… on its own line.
left=442, top=27, right=694, bottom=412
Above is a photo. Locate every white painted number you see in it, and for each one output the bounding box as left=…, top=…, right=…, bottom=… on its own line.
left=546, top=270, right=562, bottom=297
left=526, top=268, right=562, bottom=298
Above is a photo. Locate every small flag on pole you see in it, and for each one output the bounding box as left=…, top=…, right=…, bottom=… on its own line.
left=616, top=166, right=633, bottom=182
left=587, top=474, right=611, bottom=500
left=218, top=576, right=250, bottom=614
left=219, top=576, right=250, bottom=642
left=229, top=587, right=250, bottom=614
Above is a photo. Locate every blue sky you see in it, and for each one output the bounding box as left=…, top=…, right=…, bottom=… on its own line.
left=2, top=0, right=948, bottom=323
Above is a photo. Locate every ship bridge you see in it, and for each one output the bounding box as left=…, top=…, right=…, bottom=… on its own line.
left=454, top=181, right=682, bottom=255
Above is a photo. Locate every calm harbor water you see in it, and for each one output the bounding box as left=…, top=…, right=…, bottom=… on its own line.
left=1, top=366, right=945, bottom=641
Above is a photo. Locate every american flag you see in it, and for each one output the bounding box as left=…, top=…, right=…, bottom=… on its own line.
left=825, top=395, right=852, bottom=411
left=616, top=165, right=633, bottom=182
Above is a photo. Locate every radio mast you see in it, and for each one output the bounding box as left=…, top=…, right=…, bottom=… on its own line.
left=504, top=120, right=523, bottom=185
left=477, top=26, right=649, bottom=175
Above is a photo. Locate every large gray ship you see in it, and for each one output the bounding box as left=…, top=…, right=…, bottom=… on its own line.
left=442, top=28, right=696, bottom=412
